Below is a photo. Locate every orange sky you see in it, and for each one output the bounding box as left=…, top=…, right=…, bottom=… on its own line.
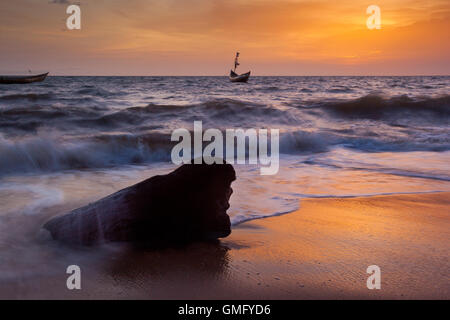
left=0, top=0, right=449, bottom=75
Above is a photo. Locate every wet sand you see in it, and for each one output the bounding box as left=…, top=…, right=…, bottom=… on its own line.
left=1, top=192, right=449, bottom=299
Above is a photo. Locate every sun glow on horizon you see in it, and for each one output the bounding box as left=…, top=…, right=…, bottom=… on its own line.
left=0, top=0, right=449, bottom=75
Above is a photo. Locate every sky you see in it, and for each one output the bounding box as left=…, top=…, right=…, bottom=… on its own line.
left=0, top=0, right=449, bottom=75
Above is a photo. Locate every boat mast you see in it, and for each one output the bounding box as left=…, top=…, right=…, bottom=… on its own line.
left=234, top=52, right=240, bottom=72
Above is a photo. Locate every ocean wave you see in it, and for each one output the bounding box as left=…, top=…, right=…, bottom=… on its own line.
left=255, top=86, right=282, bottom=92
left=280, top=131, right=337, bottom=154
left=3, top=94, right=448, bottom=136
left=0, top=93, right=55, bottom=102
left=75, top=87, right=126, bottom=97
left=3, top=98, right=285, bottom=125
left=279, top=129, right=450, bottom=154
left=1, top=126, right=448, bottom=176
left=0, top=106, right=102, bottom=133
left=326, top=86, right=353, bottom=93
left=0, top=129, right=341, bottom=175
left=0, top=133, right=171, bottom=176
left=320, top=94, right=450, bottom=120
left=197, top=98, right=290, bottom=121
left=0, top=106, right=83, bottom=119
left=80, top=98, right=293, bottom=128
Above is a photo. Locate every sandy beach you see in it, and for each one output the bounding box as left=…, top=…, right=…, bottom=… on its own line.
left=1, top=192, right=448, bottom=300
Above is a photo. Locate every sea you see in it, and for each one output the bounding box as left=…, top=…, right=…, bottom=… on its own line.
left=0, top=76, right=449, bottom=240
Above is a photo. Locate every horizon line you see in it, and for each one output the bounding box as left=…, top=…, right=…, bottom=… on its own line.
left=44, top=74, right=450, bottom=77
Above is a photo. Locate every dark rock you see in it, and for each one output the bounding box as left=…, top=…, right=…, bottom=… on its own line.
left=43, top=161, right=236, bottom=246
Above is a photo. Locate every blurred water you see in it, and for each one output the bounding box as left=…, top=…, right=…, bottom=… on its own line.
left=0, top=76, right=449, bottom=224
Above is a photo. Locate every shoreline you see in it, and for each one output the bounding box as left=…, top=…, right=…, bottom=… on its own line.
left=0, top=192, right=449, bottom=299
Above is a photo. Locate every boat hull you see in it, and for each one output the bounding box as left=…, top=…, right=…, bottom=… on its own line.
left=0, top=72, right=49, bottom=84
left=229, top=70, right=250, bottom=83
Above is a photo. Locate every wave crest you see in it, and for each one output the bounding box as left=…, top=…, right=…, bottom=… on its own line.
left=0, top=133, right=171, bottom=176
left=321, top=94, right=450, bottom=120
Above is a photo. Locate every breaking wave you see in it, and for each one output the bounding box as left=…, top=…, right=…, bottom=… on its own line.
left=1, top=126, right=448, bottom=176
left=0, top=133, right=171, bottom=175
left=319, top=94, right=450, bottom=120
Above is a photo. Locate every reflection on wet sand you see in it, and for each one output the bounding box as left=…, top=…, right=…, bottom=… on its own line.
left=0, top=192, right=449, bottom=299
left=105, top=241, right=231, bottom=283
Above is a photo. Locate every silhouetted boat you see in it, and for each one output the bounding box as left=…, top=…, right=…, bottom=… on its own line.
left=229, top=52, right=250, bottom=83
left=229, top=70, right=251, bottom=83
left=0, top=72, right=49, bottom=84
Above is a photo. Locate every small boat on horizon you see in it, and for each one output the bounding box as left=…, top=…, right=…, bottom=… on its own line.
left=0, top=72, right=49, bottom=84
left=229, top=52, right=250, bottom=83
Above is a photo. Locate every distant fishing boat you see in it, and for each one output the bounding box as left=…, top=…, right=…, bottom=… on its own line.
left=0, top=72, right=49, bottom=84
left=229, top=52, right=250, bottom=83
